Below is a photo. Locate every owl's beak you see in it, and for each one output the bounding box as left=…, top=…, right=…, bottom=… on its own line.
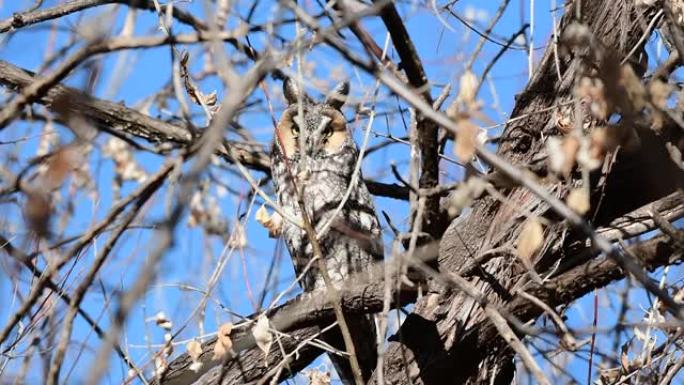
left=310, top=116, right=332, bottom=156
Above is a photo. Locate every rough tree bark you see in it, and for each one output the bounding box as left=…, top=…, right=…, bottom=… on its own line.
left=378, top=1, right=683, bottom=384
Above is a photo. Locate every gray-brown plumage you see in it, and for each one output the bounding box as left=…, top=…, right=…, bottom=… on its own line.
left=270, top=78, right=382, bottom=383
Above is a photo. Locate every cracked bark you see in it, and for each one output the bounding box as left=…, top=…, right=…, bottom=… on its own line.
left=376, top=2, right=684, bottom=384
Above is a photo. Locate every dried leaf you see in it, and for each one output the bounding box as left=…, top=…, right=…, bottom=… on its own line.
left=576, top=136, right=602, bottom=171
left=186, top=340, right=202, bottom=362
left=255, top=204, right=269, bottom=224
left=456, top=70, right=478, bottom=107
left=217, top=323, right=233, bottom=351
left=454, top=120, right=478, bottom=162
left=547, top=136, right=580, bottom=176
left=517, top=218, right=544, bottom=260
left=566, top=187, right=590, bottom=215
left=255, top=205, right=283, bottom=237
left=155, top=312, right=173, bottom=331
left=252, top=315, right=273, bottom=359
left=180, top=51, right=218, bottom=108
left=212, top=323, right=234, bottom=361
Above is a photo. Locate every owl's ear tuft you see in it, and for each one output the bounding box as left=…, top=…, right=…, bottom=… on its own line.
left=283, top=78, right=309, bottom=105
left=324, top=81, right=349, bottom=109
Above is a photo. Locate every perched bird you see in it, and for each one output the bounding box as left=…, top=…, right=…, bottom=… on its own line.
left=270, top=77, right=383, bottom=383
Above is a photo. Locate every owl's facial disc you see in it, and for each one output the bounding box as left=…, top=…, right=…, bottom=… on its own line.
left=276, top=107, right=348, bottom=159
left=314, top=109, right=348, bottom=156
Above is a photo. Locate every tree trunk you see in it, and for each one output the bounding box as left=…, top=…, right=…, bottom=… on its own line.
left=377, top=1, right=683, bottom=384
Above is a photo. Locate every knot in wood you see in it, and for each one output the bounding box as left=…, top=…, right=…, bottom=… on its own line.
left=11, top=13, right=25, bottom=29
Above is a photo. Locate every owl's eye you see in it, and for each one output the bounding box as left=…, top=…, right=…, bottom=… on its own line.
left=291, top=123, right=300, bottom=137
left=322, top=128, right=333, bottom=142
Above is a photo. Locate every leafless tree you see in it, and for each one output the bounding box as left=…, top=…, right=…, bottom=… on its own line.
left=0, top=1, right=683, bottom=385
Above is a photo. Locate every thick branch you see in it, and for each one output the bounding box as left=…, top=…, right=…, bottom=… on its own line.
left=374, top=0, right=444, bottom=236
left=0, top=0, right=207, bottom=34
left=162, top=194, right=682, bottom=384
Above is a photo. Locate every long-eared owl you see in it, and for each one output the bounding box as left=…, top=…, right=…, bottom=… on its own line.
left=270, top=78, right=383, bottom=383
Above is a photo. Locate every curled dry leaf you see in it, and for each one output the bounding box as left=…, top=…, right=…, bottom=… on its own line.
left=252, top=314, right=273, bottom=360
left=180, top=51, right=218, bottom=111
left=155, top=311, right=173, bottom=331
left=212, top=323, right=234, bottom=361
left=517, top=218, right=544, bottom=260
left=255, top=204, right=283, bottom=237
left=453, top=119, right=479, bottom=162
left=456, top=70, right=478, bottom=107
left=186, top=340, right=202, bottom=362
left=217, top=323, right=233, bottom=350
left=566, top=187, right=590, bottom=215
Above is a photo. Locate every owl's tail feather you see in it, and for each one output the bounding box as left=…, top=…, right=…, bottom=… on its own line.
left=326, top=313, right=378, bottom=385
